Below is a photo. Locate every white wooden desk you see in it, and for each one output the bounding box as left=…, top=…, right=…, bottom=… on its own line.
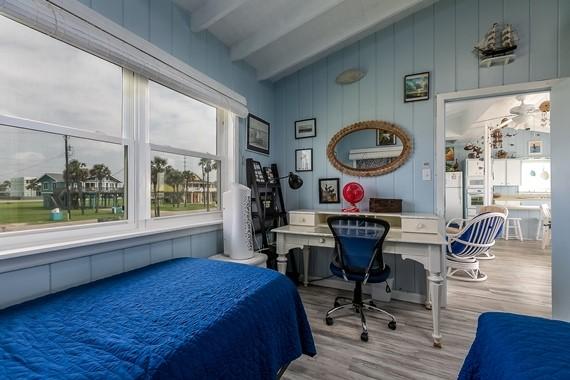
left=272, top=210, right=446, bottom=347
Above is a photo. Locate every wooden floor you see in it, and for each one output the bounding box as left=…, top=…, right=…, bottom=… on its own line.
left=284, top=240, right=551, bottom=380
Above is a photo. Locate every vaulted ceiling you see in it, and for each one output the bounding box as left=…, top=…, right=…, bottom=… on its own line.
left=174, top=0, right=437, bottom=81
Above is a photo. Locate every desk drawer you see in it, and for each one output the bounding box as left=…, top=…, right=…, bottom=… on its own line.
left=289, top=212, right=317, bottom=226
left=401, top=218, right=439, bottom=234
left=307, top=236, right=335, bottom=247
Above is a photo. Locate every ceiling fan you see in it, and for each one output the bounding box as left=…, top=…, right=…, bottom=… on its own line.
left=496, top=95, right=549, bottom=130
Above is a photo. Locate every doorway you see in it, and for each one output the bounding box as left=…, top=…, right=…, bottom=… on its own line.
left=436, top=82, right=559, bottom=318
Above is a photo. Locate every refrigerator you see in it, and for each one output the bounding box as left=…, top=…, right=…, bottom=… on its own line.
left=445, top=171, right=463, bottom=221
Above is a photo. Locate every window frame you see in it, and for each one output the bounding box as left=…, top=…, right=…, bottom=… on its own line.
left=0, top=11, right=239, bottom=255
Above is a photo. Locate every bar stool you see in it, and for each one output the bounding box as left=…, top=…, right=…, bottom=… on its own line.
left=504, top=218, right=523, bottom=241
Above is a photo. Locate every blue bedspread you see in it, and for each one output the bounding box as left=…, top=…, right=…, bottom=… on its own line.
left=0, top=258, right=316, bottom=379
left=459, top=312, right=570, bottom=380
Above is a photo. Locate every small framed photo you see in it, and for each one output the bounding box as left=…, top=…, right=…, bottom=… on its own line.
left=404, top=72, right=430, bottom=102
left=295, top=118, right=317, bottom=139
left=295, top=148, right=313, bottom=172
left=247, top=113, right=270, bottom=155
left=376, top=131, right=397, bottom=146
left=319, top=178, right=340, bottom=204
left=528, top=140, right=543, bottom=155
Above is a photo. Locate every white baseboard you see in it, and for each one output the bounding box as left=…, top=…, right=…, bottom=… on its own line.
left=307, top=276, right=426, bottom=305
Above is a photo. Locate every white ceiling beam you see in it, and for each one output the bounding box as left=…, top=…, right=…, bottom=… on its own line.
left=257, top=0, right=435, bottom=81
left=230, top=0, right=344, bottom=61
left=191, top=0, right=249, bottom=32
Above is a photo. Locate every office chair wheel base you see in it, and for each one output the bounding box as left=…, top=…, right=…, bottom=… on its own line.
left=360, top=332, right=368, bottom=342
left=388, top=321, right=397, bottom=330
left=325, top=317, right=334, bottom=326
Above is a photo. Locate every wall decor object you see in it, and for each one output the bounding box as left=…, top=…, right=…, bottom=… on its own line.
left=474, top=23, right=518, bottom=67
left=445, top=146, right=455, bottom=161
left=377, top=131, right=397, bottom=146
left=335, top=68, right=367, bottom=85
left=404, top=72, right=429, bottom=102
left=319, top=178, right=340, bottom=204
left=247, top=113, right=270, bottom=155
left=295, top=118, right=317, bottom=139
left=528, top=140, right=543, bottom=155
left=251, top=160, right=266, bottom=184
left=326, top=120, right=413, bottom=177
left=295, top=148, right=313, bottom=172
left=369, top=198, right=402, bottom=213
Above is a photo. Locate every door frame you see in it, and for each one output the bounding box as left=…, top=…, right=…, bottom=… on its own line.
left=435, top=78, right=565, bottom=319
left=435, top=79, right=559, bottom=218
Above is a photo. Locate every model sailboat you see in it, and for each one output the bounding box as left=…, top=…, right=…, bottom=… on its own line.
left=474, top=23, right=518, bottom=60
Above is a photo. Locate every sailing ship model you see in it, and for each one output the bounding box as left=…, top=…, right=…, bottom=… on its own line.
left=474, top=23, right=518, bottom=66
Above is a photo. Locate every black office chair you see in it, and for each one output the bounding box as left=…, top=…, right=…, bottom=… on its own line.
left=325, top=216, right=396, bottom=342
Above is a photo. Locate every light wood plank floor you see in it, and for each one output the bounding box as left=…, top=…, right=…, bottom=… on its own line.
left=284, top=240, right=551, bottom=380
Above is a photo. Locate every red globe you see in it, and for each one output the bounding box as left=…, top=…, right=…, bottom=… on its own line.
left=342, top=182, right=364, bottom=205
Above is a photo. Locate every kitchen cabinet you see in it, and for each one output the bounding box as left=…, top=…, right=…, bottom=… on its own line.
left=493, top=159, right=521, bottom=186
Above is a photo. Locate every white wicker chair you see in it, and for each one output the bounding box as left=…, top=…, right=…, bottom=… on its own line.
left=446, top=212, right=507, bottom=282
left=446, top=205, right=508, bottom=260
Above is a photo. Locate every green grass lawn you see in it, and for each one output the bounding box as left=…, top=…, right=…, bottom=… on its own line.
left=156, top=202, right=218, bottom=212
left=0, top=200, right=219, bottom=229
left=0, top=200, right=123, bottom=225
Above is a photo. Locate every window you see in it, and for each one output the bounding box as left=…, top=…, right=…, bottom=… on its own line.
left=149, top=81, right=217, bottom=155
left=0, top=15, right=126, bottom=234
left=0, top=16, right=123, bottom=136
left=149, top=82, right=221, bottom=218
left=0, top=124, right=127, bottom=233
left=0, top=12, right=233, bottom=250
left=520, top=160, right=551, bottom=193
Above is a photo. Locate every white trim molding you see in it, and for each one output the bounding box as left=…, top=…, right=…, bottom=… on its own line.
left=0, top=0, right=249, bottom=117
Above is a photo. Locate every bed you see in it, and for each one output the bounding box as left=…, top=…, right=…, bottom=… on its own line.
left=0, top=258, right=316, bottom=379
left=459, top=312, right=570, bottom=380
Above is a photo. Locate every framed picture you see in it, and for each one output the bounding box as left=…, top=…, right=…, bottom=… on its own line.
left=319, top=178, right=340, bottom=204
left=295, top=148, right=313, bottom=172
left=404, top=72, right=430, bottom=102
left=247, top=113, right=270, bottom=155
left=295, top=118, right=317, bottom=139
left=376, top=131, right=397, bottom=146
left=528, top=140, right=543, bottom=155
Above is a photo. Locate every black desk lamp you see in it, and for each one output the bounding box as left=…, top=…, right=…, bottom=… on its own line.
left=279, top=172, right=303, bottom=189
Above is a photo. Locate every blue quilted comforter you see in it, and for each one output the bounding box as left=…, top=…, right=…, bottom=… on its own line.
left=0, top=258, right=316, bottom=379
left=459, top=312, right=570, bottom=380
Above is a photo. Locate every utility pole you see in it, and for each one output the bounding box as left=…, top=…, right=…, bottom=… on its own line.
left=64, top=135, right=71, bottom=220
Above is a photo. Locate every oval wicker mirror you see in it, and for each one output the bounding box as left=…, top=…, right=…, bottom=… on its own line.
left=326, top=120, right=413, bottom=177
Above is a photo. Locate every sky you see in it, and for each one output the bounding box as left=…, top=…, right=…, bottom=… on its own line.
left=0, top=15, right=218, bottom=183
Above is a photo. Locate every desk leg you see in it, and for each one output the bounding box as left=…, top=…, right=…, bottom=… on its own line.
left=303, top=246, right=310, bottom=287
left=425, top=270, right=432, bottom=310
left=277, top=252, right=288, bottom=275
left=428, top=271, right=444, bottom=348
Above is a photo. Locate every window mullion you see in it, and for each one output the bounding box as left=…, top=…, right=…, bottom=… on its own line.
left=134, top=73, right=151, bottom=224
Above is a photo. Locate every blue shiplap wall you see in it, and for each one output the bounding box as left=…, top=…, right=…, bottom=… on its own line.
left=274, top=0, right=569, bottom=295
left=0, top=0, right=275, bottom=309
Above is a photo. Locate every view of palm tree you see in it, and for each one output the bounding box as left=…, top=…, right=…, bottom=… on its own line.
left=151, top=155, right=218, bottom=217
left=89, top=164, right=112, bottom=214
